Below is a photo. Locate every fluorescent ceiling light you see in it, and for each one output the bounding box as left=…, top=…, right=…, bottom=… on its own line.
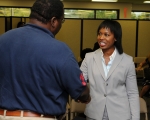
left=144, top=1, right=150, bottom=3
left=92, top=0, right=117, bottom=1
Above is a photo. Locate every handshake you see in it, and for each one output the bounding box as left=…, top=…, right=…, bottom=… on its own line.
left=75, top=85, right=91, bottom=104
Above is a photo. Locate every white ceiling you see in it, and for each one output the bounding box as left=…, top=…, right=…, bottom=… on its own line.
left=0, top=0, right=149, bottom=5
left=64, top=0, right=148, bottom=4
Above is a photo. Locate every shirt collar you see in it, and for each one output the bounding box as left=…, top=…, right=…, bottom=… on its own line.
left=25, top=23, right=54, bottom=38
left=100, top=48, right=116, bottom=61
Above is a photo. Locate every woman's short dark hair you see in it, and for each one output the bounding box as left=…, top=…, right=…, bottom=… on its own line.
left=97, top=20, right=123, bottom=54
left=29, top=0, right=64, bottom=24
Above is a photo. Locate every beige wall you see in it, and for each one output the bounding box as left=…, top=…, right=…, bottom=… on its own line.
left=0, top=18, right=5, bottom=35
left=55, top=19, right=81, bottom=60
left=138, top=21, right=150, bottom=57
left=117, top=20, right=136, bottom=57
left=2, top=18, right=150, bottom=59
left=0, top=0, right=34, bottom=7
left=83, top=20, right=102, bottom=49
left=12, top=18, right=22, bottom=29
left=132, top=4, right=150, bottom=11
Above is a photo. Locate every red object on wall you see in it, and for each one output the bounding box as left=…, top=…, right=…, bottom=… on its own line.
left=124, top=8, right=127, bottom=18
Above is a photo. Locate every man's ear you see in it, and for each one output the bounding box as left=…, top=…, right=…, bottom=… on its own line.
left=50, top=17, right=57, bottom=27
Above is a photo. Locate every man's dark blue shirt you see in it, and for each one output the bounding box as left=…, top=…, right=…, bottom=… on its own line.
left=0, top=24, right=86, bottom=115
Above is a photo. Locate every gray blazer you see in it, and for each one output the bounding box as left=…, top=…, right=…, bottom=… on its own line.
left=80, top=49, right=140, bottom=120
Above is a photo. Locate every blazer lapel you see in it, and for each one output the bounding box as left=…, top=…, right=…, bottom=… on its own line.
left=106, top=50, right=124, bottom=81
left=93, top=49, right=106, bottom=80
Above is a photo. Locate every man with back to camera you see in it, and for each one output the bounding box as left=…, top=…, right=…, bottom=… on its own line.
left=0, top=0, right=91, bottom=120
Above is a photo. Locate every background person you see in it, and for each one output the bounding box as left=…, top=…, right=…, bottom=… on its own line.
left=78, top=48, right=93, bottom=67
left=17, top=21, right=25, bottom=28
left=136, top=54, right=150, bottom=98
left=136, top=54, right=150, bottom=72
left=92, top=42, right=99, bottom=51
left=80, top=20, right=140, bottom=120
left=0, top=0, right=90, bottom=120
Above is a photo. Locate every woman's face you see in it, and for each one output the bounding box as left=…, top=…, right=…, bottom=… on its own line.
left=97, top=27, right=116, bottom=51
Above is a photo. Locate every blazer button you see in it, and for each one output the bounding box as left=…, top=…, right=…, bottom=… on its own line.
left=104, top=94, right=107, bottom=97
left=106, top=83, right=108, bottom=86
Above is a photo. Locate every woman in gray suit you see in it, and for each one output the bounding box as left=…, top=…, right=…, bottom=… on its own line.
left=80, top=20, right=140, bottom=120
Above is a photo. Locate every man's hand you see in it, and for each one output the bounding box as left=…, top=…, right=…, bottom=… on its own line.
left=76, top=96, right=91, bottom=104
left=75, top=85, right=91, bottom=104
